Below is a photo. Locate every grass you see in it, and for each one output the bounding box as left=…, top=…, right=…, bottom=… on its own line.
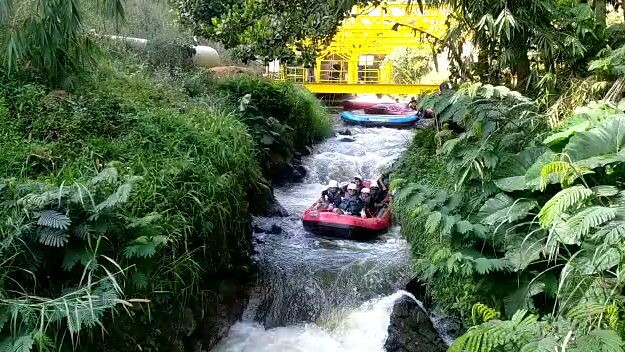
left=0, top=46, right=331, bottom=349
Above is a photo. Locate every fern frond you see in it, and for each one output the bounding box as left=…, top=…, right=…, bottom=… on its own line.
left=565, top=206, right=617, bottom=240
left=592, top=185, right=620, bottom=197
left=592, top=221, right=625, bottom=245
left=567, top=303, right=611, bottom=322
left=473, top=257, right=512, bottom=275
left=126, top=212, right=161, bottom=229
left=37, top=210, right=71, bottom=230
left=450, top=309, right=539, bottom=352
left=38, top=227, right=69, bottom=247
left=124, top=236, right=169, bottom=259
left=93, top=182, right=134, bottom=214
left=9, top=335, right=34, bottom=352
left=90, top=167, right=119, bottom=185
left=538, top=186, right=593, bottom=228
left=606, top=305, right=619, bottom=331
left=472, top=303, right=501, bottom=325
left=425, top=211, right=442, bottom=234
left=539, top=160, right=594, bottom=190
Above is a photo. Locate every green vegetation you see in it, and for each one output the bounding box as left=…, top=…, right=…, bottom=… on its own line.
left=393, top=80, right=625, bottom=349
left=383, top=48, right=432, bottom=85
left=0, top=17, right=330, bottom=352
left=175, top=0, right=376, bottom=63
left=0, top=0, right=125, bottom=88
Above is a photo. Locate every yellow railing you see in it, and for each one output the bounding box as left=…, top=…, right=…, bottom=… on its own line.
left=317, top=61, right=349, bottom=83
left=279, top=60, right=395, bottom=84
left=278, top=66, right=308, bottom=83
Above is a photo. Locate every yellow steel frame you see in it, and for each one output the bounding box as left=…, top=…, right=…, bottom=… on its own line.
left=273, top=1, right=449, bottom=94
left=303, top=83, right=439, bottom=95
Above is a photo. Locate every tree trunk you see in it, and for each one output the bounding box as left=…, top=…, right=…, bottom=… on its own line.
left=594, top=0, right=607, bottom=28
left=514, top=50, right=531, bottom=91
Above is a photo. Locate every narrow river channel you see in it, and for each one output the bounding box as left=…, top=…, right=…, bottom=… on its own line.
left=214, top=125, right=419, bottom=351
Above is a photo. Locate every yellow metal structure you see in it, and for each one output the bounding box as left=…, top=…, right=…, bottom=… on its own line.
left=272, top=2, right=450, bottom=95
left=304, top=83, right=440, bottom=95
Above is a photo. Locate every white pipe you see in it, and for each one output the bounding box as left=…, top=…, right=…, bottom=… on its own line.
left=104, top=35, right=221, bottom=68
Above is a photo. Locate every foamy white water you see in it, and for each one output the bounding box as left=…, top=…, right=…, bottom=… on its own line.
left=213, top=125, right=420, bottom=351
left=214, top=291, right=412, bottom=352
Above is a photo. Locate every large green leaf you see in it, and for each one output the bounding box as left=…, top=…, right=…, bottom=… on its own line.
left=505, top=234, right=545, bottom=271
left=564, top=117, right=625, bottom=169
left=570, top=246, right=620, bottom=275
left=543, top=103, right=621, bottom=146
left=478, top=193, right=538, bottom=225
left=538, top=185, right=593, bottom=227
left=524, top=150, right=559, bottom=191
left=494, top=146, right=547, bottom=192
left=503, top=281, right=544, bottom=317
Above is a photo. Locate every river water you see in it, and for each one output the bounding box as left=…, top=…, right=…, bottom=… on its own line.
left=213, top=126, right=418, bottom=352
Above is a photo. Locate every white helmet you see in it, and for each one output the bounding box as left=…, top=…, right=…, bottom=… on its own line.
left=370, top=179, right=380, bottom=189
left=347, top=183, right=358, bottom=190
left=361, top=188, right=370, bottom=194
left=328, top=180, right=339, bottom=188
left=354, top=175, right=363, bottom=181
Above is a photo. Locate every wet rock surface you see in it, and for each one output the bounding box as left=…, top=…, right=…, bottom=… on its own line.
left=262, top=197, right=289, bottom=217
left=384, top=296, right=447, bottom=352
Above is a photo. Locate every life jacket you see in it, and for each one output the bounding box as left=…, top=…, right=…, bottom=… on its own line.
left=339, top=196, right=363, bottom=216
left=322, top=189, right=342, bottom=207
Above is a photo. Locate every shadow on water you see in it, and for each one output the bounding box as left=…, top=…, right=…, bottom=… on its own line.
left=214, top=126, right=416, bottom=352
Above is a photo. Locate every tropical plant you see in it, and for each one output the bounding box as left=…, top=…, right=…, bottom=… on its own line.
left=450, top=304, right=624, bottom=352
left=383, top=47, right=432, bottom=84
left=175, top=0, right=382, bottom=62
left=0, top=166, right=156, bottom=348
left=215, top=75, right=331, bottom=180
left=0, top=0, right=125, bottom=88
left=394, top=83, right=625, bottom=346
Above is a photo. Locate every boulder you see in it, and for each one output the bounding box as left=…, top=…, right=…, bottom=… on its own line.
left=267, top=224, right=282, bottom=234
left=405, top=277, right=431, bottom=308
left=263, top=199, right=289, bottom=217
left=254, top=223, right=283, bottom=234
left=384, top=296, right=446, bottom=352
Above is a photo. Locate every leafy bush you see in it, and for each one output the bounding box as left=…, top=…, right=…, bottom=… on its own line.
left=0, top=0, right=124, bottom=88
left=394, top=83, right=625, bottom=347
left=144, top=35, right=196, bottom=71
left=0, top=49, right=329, bottom=349
left=382, top=47, right=431, bottom=85
left=216, top=75, right=332, bottom=178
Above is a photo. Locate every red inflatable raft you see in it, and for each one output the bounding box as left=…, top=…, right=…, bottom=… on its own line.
left=301, top=205, right=392, bottom=241
left=342, top=96, right=397, bottom=111
left=363, top=103, right=414, bottom=115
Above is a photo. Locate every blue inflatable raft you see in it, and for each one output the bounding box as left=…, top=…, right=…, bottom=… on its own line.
left=339, top=111, right=420, bottom=127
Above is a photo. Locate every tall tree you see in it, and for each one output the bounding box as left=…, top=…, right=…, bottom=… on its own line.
left=411, top=0, right=605, bottom=89
left=176, top=0, right=376, bottom=63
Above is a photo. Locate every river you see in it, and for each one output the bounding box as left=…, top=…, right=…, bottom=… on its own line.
left=213, top=125, right=420, bottom=352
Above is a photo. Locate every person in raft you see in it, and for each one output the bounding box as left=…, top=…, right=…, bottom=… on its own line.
left=316, top=180, right=343, bottom=210
left=369, top=181, right=386, bottom=210
left=334, top=183, right=364, bottom=216
left=341, top=175, right=364, bottom=195
left=359, top=188, right=377, bottom=218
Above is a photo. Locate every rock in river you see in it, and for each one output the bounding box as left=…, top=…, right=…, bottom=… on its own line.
left=384, top=295, right=447, bottom=352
